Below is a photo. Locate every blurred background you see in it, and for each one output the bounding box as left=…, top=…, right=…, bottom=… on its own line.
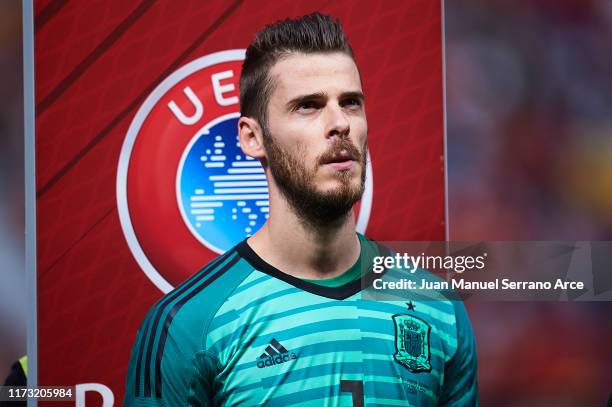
left=446, top=0, right=612, bottom=406
left=0, top=0, right=611, bottom=405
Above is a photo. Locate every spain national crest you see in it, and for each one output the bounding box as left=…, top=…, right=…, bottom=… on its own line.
left=392, top=314, right=432, bottom=373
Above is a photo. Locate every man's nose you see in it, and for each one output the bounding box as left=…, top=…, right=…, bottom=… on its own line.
left=325, top=104, right=350, bottom=139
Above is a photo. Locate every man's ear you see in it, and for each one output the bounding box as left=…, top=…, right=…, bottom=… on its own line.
left=238, top=116, right=266, bottom=159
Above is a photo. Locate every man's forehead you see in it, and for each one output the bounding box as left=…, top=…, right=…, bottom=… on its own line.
left=269, top=52, right=362, bottom=99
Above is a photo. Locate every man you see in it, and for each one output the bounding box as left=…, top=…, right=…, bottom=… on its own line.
left=125, top=12, right=478, bottom=406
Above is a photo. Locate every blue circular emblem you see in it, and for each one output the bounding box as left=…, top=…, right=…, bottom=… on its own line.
left=177, top=113, right=269, bottom=253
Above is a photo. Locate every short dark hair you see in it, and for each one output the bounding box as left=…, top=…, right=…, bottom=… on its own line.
left=239, top=12, right=354, bottom=132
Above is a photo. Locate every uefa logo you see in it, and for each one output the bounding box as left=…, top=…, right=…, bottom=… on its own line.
left=177, top=113, right=268, bottom=253
left=117, top=50, right=373, bottom=293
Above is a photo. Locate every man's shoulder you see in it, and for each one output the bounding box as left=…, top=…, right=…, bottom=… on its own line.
left=126, top=250, right=254, bottom=406
left=147, top=246, right=254, bottom=333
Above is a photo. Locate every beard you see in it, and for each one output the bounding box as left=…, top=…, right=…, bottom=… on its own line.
left=263, top=130, right=367, bottom=227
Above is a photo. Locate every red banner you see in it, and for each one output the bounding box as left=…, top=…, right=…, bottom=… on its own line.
left=33, top=0, right=445, bottom=403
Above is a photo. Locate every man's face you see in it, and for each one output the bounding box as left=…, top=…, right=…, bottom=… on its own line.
left=263, top=52, right=368, bottom=224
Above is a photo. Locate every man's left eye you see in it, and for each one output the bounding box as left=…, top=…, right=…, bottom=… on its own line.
left=343, top=98, right=362, bottom=108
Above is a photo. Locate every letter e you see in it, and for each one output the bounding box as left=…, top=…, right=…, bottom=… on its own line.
left=212, top=70, right=239, bottom=106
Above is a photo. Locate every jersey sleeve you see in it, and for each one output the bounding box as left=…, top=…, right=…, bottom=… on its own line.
left=123, top=310, right=219, bottom=406
left=123, top=250, right=250, bottom=406
left=438, top=300, right=479, bottom=407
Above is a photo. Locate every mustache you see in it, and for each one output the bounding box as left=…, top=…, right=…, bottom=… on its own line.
left=317, top=139, right=363, bottom=165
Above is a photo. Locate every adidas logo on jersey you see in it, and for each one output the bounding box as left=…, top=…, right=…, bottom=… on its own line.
left=256, top=338, right=297, bottom=369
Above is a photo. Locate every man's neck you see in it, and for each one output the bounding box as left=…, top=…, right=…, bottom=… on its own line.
left=247, top=194, right=361, bottom=281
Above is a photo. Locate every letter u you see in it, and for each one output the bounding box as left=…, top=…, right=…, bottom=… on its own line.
left=167, top=86, right=204, bottom=125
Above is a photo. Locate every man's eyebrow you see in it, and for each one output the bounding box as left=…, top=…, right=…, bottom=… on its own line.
left=285, top=90, right=365, bottom=109
left=285, top=92, right=328, bottom=109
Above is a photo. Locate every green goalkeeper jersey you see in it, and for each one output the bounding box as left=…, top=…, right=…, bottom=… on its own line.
left=124, top=234, right=478, bottom=406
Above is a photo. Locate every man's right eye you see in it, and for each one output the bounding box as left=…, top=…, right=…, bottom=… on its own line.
left=296, top=101, right=318, bottom=112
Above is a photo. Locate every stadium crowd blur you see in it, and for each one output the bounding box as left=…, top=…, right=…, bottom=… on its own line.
left=446, top=0, right=612, bottom=405
left=0, top=0, right=610, bottom=405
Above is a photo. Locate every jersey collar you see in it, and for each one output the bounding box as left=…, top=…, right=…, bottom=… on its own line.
left=235, top=239, right=391, bottom=300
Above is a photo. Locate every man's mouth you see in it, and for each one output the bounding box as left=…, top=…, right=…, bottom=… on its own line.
left=321, top=150, right=357, bottom=170
left=326, top=160, right=354, bottom=170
